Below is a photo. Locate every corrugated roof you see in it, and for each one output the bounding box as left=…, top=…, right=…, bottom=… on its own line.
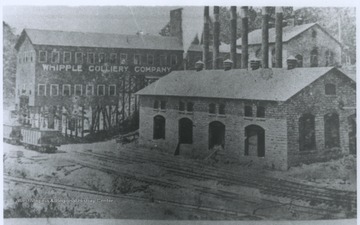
left=23, top=28, right=183, bottom=50
left=136, top=67, right=343, bottom=101
left=236, top=23, right=318, bottom=46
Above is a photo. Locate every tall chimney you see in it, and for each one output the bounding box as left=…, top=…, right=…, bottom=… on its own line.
left=261, top=7, right=270, bottom=68
left=169, top=8, right=183, bottom=45
left=275, top=7, right=283, bottom=68
left=241, top=6, right=249, bottom=69
left=230, top=6, right=237, bottom=69
left=213, top=6, right=220, bottom=69
left=203, top=6, right=210, bottom=70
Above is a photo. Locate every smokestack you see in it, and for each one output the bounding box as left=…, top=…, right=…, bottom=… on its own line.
left=213, top=6, right=220, bottom=69
left=275, top=7, right=283, bottom=68
left=169, top=8, right=183, bottom=45
left=241, top=6, right=249, bottom=69
left=203, top=6, right=210, bottom=70
left=261, top=7, right=270, bottom=68
left=230, top=6, right=237, bottom=69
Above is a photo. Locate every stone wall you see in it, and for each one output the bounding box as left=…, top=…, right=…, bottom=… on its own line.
left=285, top=69, right=356, bottom=166
left=138, top=95, right=289, bottom=170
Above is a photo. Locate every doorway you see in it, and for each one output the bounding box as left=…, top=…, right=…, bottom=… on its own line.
left=179, top=118, right=193, bottom=144
left=208, top=121, right=225, bottom=149
left=245, top=125, right=265, bottom=157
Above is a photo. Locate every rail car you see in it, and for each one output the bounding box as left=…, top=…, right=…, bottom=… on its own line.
left=20, top=127, right=61, bottom=153
left=3, top=124, right=22, bottom=145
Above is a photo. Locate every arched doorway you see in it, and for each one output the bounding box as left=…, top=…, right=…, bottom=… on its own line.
left=179, top=118, right=193, bottom=144
left=348, top=114, right=356, bottom=155
left=208, top=121, right=225, bottom=149
left=245, top=125, right=265, bottom=157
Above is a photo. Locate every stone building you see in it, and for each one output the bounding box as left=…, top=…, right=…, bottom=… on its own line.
left=236, top=23, right=342, bottom=68
left=137, top=66, right=356, bottom=170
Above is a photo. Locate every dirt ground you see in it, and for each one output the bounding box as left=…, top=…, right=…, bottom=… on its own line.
left=3, top=140, right=356, bottom=219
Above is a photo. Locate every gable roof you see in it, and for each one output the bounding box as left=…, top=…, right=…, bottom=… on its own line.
left=236, top=23, right=341, bottom=46
left=15, top=28, right=183, bottom=51
left=136, top=67, right=351, bottom=102
left=16, top=28, right=245, bottom=55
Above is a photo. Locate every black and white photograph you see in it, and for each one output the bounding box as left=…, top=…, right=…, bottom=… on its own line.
left=1, top=1, right=357, bottom=224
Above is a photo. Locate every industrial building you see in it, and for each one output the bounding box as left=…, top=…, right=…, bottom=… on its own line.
left=13, top=7, right=240, bottom=137
left=236, top=22, right=343, bottom=68
left=136, top=7, right=356, bottom=169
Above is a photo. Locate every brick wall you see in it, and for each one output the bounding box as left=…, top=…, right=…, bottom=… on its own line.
left=139, top=95, right=289, bottom=170
left=285, top=69, right=356, bottom=166
left=30, top=45, right=183, bottom=107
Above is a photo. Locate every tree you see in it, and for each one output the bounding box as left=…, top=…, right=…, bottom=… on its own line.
left=3, top=22, right=18, bottom=108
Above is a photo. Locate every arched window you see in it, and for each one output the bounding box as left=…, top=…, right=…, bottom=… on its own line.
left=324, top=113, right=340, bottom=148
left=153, top=100, right=159, bottom=109
left=245, top=125, right=265, bottom=157
left=325, top=83, right=336, bottom=95
left=209, top=103, right=216, bottom=114
left=325, top=50, right=334, bottom=66
left=219, top=104, right=226, bottom=115
left=295, top=54, right=303, bottom=67
left=299, top=114, right=316, bottom=151
left=257, top=106, right=265, bottom=118
left=153, top=115, right=165, bottom=139
left=179, top=118, right=193, bottom=144
left=310, top=48, right=318, bottom=67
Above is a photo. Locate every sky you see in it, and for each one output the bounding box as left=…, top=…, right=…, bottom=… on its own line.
left=3, top=6, right=186, bottom=35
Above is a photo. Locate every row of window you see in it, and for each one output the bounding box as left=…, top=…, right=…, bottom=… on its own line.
left=37, top=84, right=116, bottom=96
left=153, top=100, right=167, bottom=110
left=33, top=50, right=178, bottom=66
left=153, top=112, right=342, bottom=155
left=153, top=100, right=266, bottom=117
left=266, top=47, right=335, bottom=68
left=18, top=51, right=35, bottom=64
left=153, top=116, right=265, bottom=157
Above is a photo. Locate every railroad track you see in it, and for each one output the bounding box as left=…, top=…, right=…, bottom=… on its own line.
left=4, top=175, right=258, bottom=219
left=76, top=149, right=356, bottom=211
